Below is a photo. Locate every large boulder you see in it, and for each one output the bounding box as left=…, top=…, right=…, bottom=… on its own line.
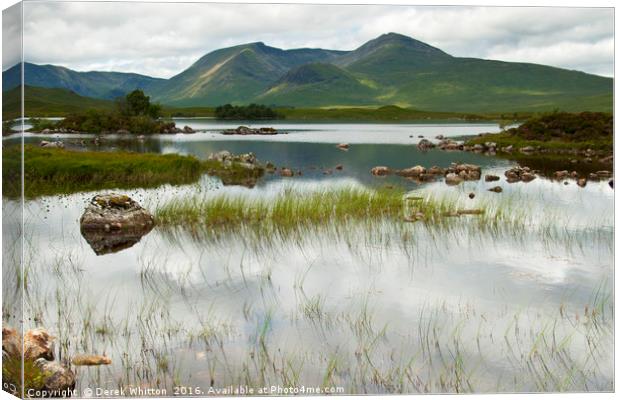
left=80, top=194, right=154, bottom=255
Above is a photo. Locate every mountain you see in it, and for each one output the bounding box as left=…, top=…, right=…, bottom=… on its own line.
left=2, top=85, right=114, bottom=119
left=148, top=42, right=346, bottom=106
left=257, top=63, right=378, bottom=107
left=2, top=62, right=164, bottom=100
left=2, top=33, right=613, bottom=112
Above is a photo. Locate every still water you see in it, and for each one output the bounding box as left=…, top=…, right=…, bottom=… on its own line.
left=2, top=122, right=613, bottom=394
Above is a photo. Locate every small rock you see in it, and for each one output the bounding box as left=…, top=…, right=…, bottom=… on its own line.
left=417, top=139, right=435, bottom=150
left=520, top=172, right=536, bottom=182
left=335, top=164, right=344, bottom=170
left=72, top=354, right=112, bottom=366
left=397, top=165, right=426, bottom=177
left=280, top=168, right=294, bottom=177
left=485, top=174, right=500, bottom=182
left=488, top=186, right=503, bottom=193
left=468, top=192, right=475, bottom=199
left=609, top=179, right=613, bottom=189
left=336, top=143, right=349, bottom=150
left=577, top=178, right=587, bottom=188
left=371, top=166, right=391, bottom=176
left=520, top=146, right=535, bottom=153
left=445, top=173, right=463, bottom=186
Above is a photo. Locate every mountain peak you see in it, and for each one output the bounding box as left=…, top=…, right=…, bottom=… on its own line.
left=364, top=32, right=449, bottom=55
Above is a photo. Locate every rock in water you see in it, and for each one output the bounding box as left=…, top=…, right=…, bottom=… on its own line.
left=35, top=359, right=76, bottom=394
left=80, top=194, right=154, bottom=255
left=417, top=139, right=435, bottom=151
left=24, top=328, right=56, bottom=361
left=371, top=166, right=392, bottom=176
left=2, top=327, right=20, bottom=360
left=72, top=354, right=112, bottom=366
left=444, top=173, right=463, bottom=185
left=336, top=143, right=350, bottom=150
left=488, top=186, right=503, bottom=193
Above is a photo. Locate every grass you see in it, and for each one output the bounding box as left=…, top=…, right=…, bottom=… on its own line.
left=467, top=132, right=613, bottom=152
left=154, top=187, right=504, bottom=241
left=466, top=112, right=613, bottom=153
left=155, top=187, right=406, bottom=231
left=2, top=145, right=204, bottom=198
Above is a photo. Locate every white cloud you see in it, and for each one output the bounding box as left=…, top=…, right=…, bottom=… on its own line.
left=8, top=3, right=613, bottom=78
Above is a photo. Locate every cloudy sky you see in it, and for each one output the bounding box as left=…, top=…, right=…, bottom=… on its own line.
left=2, top=2, right=614, bottom=78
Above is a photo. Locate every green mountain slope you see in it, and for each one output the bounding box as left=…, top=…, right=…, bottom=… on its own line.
left=2, top=33, right=613, bottom=113
left=149, top=42, right=346, bottom=106
left=257, top=63, right=379, bottom=107
left=2, top=62, right=164, bottom=100
left=2, top=85, right=114, bottom=119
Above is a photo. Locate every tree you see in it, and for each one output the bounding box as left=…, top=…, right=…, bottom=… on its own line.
left=118, top=90, right=161, bottom=119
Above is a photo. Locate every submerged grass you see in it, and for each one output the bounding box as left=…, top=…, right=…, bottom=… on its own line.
left=155, top=187, right=430, bottom=236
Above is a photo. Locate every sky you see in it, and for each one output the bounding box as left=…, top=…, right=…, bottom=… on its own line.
left=2, top=2, right=614, bottom=78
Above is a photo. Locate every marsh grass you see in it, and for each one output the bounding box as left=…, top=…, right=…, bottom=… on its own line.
left=154, top=187, right=503, bottom=241
left=2, top=145, right=204, bottom=198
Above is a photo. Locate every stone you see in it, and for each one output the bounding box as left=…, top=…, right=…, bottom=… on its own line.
left=72, top=354, right=112, bottom=366
left=417, top=139, right=435, bottom=150
left=397, top=165, right=426, bottom=177
left=34, top=359, right=76, bottom=394
left=2, top=327, right=20, bottom=360
left=445, top=173, right=463, bottom=185
left=371, top=166, right=391, bottom=176
left=554, top=170, right=569, bottom=180
left=609, top=179, right=614, bottom=189
left=468, top=192, right=475, bottom=199
left=485, top=174, right=500, bottom=182
left=520, top=172, right=537, bottom=182
left=577, top=178, right=587, bottom=188
left=280, top=168, right=294, bottom=177
left=335, top=164, right=344, bottom=170
left=520, top=146, right=535, bottom=153
left=182, top=125, right=195, bottom=134
left=488, top=186, right=503, bottom=193
left=24, top=328, right=55, bottom=361
left=80, top=194, right=155, bottom=255
left=428, top=166, right=445, bottom=175
left=336, top=143, right=350, bottom=150
left=40, top=140, right=64, bottom=149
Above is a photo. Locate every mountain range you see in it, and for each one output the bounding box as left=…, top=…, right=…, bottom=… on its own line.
left=2, top=33, right=613, bottom=112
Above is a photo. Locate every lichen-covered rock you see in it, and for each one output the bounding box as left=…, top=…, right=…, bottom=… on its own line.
left=80, top=194, right=154, bottom=255
left=24, top=328, right=56, bottom=361
left=35, top=359, right=76, bottom=394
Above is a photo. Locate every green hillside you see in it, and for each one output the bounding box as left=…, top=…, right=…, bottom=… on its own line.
left=3, top=33, right=613, bottom=113
left=2, top=85, right=114, bottom=119
left=2, top=62, right=164, bottom=100
left=149, top=43, right=345, bottom=106
left=257, top=63, right=379, bottom=107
